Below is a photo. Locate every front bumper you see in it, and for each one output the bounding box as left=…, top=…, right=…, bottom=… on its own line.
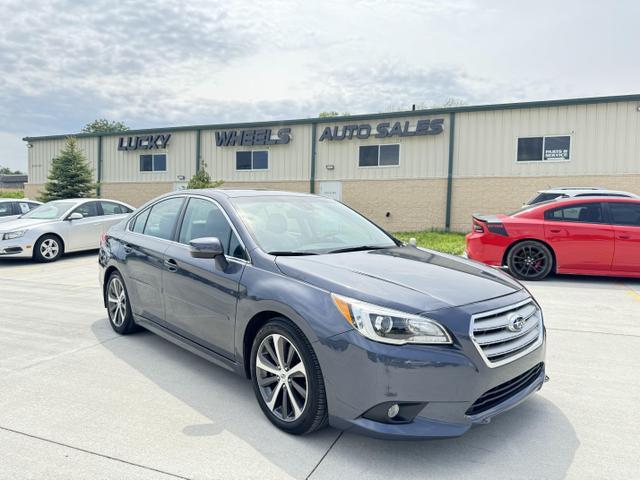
left=315, top=290, right=547, bottom=440
left=0, top=238, right=34, bottom=258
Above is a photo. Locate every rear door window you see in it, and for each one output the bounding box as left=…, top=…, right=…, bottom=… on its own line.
left=142, top=197, right=185, bottom=240
left=545, top=203, right=604, bottom=223
left=0, top=203, right=13, bottom=216
left=72, top=201, right=99, bottom=218
left=101, top=201, right=131, bottom=215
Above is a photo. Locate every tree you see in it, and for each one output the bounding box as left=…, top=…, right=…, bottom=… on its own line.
left=186, top=167, right=224, bottom=189
left=0, top=166, right=24, bottom=175
left=318, top=111, right=350, bottom=118
left=81, top=118, right=130, bottom=133
left=40, top=137, right=96, bottom=201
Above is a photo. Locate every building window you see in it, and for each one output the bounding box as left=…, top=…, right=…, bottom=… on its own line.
left=236, top=150, right=268, bottom=170
left=140, top=154, right=167, bottom=172
left=517, top=135, right=570, bottom=162
left=358, top=144, right=400, bottom=167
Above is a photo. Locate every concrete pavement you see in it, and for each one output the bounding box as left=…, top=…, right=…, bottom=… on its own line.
left=0, top=253, right=638, bottom=479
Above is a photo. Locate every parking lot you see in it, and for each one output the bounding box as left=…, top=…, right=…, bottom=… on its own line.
left=0, top=252, right=639, bottom=480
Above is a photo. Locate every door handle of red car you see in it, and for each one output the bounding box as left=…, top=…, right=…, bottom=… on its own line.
left=618, top=235, right=631, bottom=240
left=549, top=229, right=562, bottom=233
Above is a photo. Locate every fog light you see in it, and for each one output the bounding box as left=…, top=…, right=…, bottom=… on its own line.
left=387, top=404, right=400, bottom=418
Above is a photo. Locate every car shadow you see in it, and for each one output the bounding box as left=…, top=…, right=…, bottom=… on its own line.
left=90, top=319, right=578, bottom=479
left=0, top=249, right=98, bottom=267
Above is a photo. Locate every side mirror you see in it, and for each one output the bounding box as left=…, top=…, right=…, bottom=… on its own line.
left=67, top=212, right=84, bottom=221
left=189, top=237, right=228, bottom=269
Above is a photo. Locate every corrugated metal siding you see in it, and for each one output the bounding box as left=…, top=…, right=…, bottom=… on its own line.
left=200, top=124, right=312, bottom=181
left=453, top=101, right=640, bottom=177
left=28, top=137, right=99, bottom=184
left=101, top=131, right=196, bottom=182
left=315, top=115, right=450, bottom=181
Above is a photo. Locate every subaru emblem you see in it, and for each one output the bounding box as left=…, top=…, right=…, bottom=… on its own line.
left=508, top=314, right=526, bottom=332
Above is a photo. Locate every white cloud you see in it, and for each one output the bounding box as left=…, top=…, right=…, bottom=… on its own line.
left=1, top=0, right=639, bottom=171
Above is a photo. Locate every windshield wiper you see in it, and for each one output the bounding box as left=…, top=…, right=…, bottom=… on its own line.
left=327, top=245, right=389, bottom=254
left=268, top=251, right=319, bottom=256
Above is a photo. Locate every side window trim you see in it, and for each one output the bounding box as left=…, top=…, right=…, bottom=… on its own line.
left=177, top=195, right=250, bottom=263
left=127, top=196, right=187, bottom=240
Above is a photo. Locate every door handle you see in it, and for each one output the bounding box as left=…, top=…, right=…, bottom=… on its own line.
left=123, top=244, right=133, bottom=254
left=164, top=258, right=178, bottom=272
left=549, top=229, right=562, bottom=234
left=618, top=235, right=631, bottom=240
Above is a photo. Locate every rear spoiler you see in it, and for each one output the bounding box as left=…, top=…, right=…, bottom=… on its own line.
left=472, top=214, right=509, bottom=236
left=472, top=214, right=504, bottom=225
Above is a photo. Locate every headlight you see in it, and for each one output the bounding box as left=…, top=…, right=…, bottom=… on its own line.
left=331, top=294, right=452, bottom=345
left=2, top=230, right=26, bottom=240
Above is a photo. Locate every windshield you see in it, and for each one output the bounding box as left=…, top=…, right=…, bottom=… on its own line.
left=230, top=195, right=397, bottom=254
left=21, top=201, right=76, bottom=220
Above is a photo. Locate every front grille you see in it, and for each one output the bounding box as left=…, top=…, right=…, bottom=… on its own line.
left=470, top=299, right=543, bottom=367
left=466, top=363, right=544, bottom=416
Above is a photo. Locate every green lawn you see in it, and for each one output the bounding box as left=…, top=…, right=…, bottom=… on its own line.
left=393, top=231, right=467, bottom=255
left=0, top=190, right=24, bottom=199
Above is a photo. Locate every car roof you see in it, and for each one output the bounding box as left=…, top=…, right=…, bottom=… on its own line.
left=0, top=198, right=40, bottom=202
left=538, top=187, right=637, bottom=196
left=177, top=189, right=317, bottom=199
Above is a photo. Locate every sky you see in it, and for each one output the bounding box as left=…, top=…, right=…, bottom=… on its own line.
left=1, top=0, right=639, bottom=172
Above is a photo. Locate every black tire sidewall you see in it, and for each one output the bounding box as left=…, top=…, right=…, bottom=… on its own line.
left=250, top=319, right=326, bottom=435
left=34, top=234, right=63, bottom=262
left=507, top=241, right=553, bottom=280
left=106, top=272, right=136, bottom=334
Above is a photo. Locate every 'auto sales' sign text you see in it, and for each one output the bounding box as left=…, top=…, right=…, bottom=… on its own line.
left=319, top=118, right=444, bottom=141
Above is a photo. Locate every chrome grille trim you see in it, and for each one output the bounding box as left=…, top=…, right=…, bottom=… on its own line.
left=470, top=298, right=544, bottom=368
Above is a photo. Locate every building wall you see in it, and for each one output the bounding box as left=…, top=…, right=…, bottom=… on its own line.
left=454, top=101, right=640, bottom=177
left=100, top=182, right=175, bottom=208
left=315, top=115, right=449, bottom=181
left=28, top=137, right=99, bottom=184
left=101, top=131, right=197, bottom=183
left=201, top=124, right=312, bottom=181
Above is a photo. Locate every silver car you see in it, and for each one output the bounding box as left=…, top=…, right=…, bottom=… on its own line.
left=0, top=198, right=134, bottom=262
left=525, top=187, right=639, bottom=206
left=0, top=198, right=42, bottom=224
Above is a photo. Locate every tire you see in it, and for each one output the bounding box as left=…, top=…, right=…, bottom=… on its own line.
left=106, top=272, right=139, bottom=334
left=506, top=240, right=553, bottom=281
left=250, top=318, right=328, bottom=435
left=33, top=234, right=63, bottom=262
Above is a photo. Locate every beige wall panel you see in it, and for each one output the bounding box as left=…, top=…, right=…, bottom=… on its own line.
left=315, top=115, right=449, bottom=181
left=101, top=131, right=196, bottom=183
left=200, top=125, right=312, bottom=182
left=336, top=179, right=447, bottom=232
left=449, top=174, right=640, bottom=232
left=28, top=137, right=99, bottom=184
left=219, top=180, right=309, bottom=193
left=454, top=101, right=640, bottom=177
left=100, top=182, right=175, bottom=208
left=24, top=183, right=44, bottom=200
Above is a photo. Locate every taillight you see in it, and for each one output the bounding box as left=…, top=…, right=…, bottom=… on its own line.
left=487, top=224, right=509, bottom=236
left=473, top=221, right=485, bottom=233
left=100, top=233, right=108, bottom=246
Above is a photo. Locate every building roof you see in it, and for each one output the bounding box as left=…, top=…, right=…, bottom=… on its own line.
left=23, top=93, right=640, bottom=142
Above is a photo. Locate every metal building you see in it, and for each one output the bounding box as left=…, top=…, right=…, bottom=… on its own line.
left=24, top=94, right=640, bottom=232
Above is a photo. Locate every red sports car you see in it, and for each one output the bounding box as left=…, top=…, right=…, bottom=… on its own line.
left=465, top=197, right=640, bottom=280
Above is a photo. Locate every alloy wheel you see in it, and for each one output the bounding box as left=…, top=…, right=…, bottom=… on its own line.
left=107, top=277, right=127, bottom=327
left=255, top=333, right=308, bottom=422
left=511, top=244, right=548, bottom=278
left=40, top=239, right=59, bottom=260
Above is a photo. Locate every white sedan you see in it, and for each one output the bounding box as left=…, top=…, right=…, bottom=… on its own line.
left=0, top=198, right=134, bottom=262
left=0, top=198, right=42, bottom=224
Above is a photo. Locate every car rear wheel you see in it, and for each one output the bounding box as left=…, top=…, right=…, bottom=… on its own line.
left=250, top=319, right=328, bottom=435
left=106, top=272, right=139, bottom=334
left=34, top=234, right=63, bottom=262
left=507, top=241, right=553, bottom=280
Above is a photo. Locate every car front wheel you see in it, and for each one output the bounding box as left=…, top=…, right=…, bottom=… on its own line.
left=250, top=319, right=328, bottom=435
left=34, top=234, right=63, bottom=262
left=507, top=240, right=553, bottom=280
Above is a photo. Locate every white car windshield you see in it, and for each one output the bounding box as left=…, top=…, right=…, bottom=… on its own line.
left=21, top=201, right=76, bottom=220
left=230, top=195, right=397, bottom=254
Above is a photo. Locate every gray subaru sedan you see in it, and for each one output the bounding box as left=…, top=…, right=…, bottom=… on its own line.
left=99, top=190, right=546, bottom=439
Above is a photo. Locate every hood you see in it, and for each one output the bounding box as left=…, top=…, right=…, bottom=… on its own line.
left=275, top=246, right=522, bottom=313
left=0, top=218, right=58, bottom=231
